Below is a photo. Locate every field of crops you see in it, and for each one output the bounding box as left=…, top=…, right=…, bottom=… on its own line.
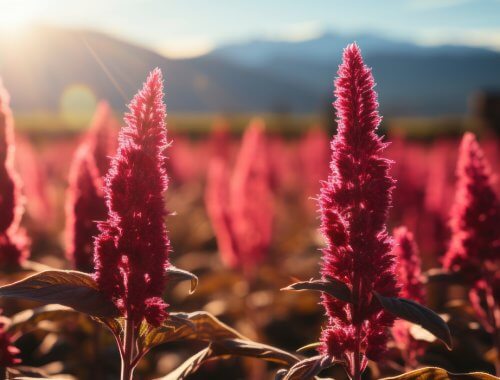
left=0, top=43, right=499, bottom=380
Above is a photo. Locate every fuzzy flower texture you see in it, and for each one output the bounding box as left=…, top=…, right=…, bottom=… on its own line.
left=94, top=69, right=170, bottom=327
left=0, top=79, right=29, bottom=270
left=318, top=44, right=398, bottom=375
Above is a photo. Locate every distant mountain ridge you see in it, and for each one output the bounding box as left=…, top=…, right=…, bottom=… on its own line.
left=208, top=31, right=497, bottom=67
left=1, top=26, right=500, bottom=116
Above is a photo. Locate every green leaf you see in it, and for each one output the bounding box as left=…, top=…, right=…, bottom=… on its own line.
left=281, top=278, right=352, bottom=303
left=373, top=292, right=452, bottom=350
left=0, top=270, right=119, bottom=318
left=7, top=305, right=80, bottom=336
left=157, top=339, right=298, bottom=380
left=275, top=355, right=337, bottom=380
left=381, top=367, right=499, bottom=379
left=140, top=311, right=244, bottom=350
left=166, top=266, right=198, bottom=294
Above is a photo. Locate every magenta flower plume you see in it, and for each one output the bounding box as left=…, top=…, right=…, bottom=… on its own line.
left=65, top=145, right=107, bottom=272
left=392, top=226, right=426, bottom=367
left=205, top=158, right=239, bottom=268
left=230, top=120, right=273, bottom=274
left=443, top=133, right=499, bottom=343
left=205, top=120, right=274, bottom=276
left=318, top=44, right=398, bottom=376
left=93, top=69, right=170, bottom=327
left=0, top=79, right=29, bottom=270
left=443, top=132, right=500, bottom=277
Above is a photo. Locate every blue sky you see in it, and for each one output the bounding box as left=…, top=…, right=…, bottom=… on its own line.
left=1, top=0, right=500, bottom=57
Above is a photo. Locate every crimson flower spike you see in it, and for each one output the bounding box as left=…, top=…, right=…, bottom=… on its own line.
left=205, top=119, right=273, bottom=277
left=0, top=79, right=29, bottom=270
left=230, top=120, right=273, bottom=276
left=443, top=132, right=500, bottom=277
left=65, top=144, right=107, bottom=272
left=392, top=226, right=426, bottom=368
left=93, top=68, right=170, bottom=328
left=318, top=44, right=398, bottom=377
left=443, top=133, right=500, bottom=373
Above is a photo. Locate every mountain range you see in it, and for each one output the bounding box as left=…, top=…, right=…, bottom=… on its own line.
left=1, top=26, right=500, bottom=116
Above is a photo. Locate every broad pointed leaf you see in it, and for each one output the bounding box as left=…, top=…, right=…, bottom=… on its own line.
left=157, top=339, right=298, bottom=380
left=381, top=367, right=499, bottom=379
left=166, top=266, right=198, bottom=294
left=275, top=355, right=337, bottom=380
left=0, top=270, right=119, bottom=318
left=282, top=278, right=352, bottom=303
left=296, top=342, right=321, bottom=353
left=373, top=292, right=452, bottom=349
left=140, top=311, right=244, bottom=350
left=157, top=346, right=212, bottom=380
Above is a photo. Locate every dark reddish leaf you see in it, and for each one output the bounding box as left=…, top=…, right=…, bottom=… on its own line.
left=275, top=355, right=337, bottom=380
left=166, top=266, right=198, bottom=294
left=373, top=292, right=452, bottom=349
left=0, top=270, right=119, bottom=318
left=282, top=278, right=352, bottom=303
left=157, top=339, right=298, bottom=380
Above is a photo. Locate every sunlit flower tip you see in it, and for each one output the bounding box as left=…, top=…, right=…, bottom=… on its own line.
left=318, top=43, right=398, bottom=374
left=94, top=68, right=170, bottom=326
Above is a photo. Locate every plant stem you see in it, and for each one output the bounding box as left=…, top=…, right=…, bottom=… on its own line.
left=353, top=328, right=361, bottom=380
left=121, top=318, right=136, bottom=380
left=484, top=274, right=500, bottom=376
left=352, top=270, right=362, bottom=380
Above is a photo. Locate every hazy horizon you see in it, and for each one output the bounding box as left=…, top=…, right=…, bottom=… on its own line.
left=1, top=0, right=500, bottom=58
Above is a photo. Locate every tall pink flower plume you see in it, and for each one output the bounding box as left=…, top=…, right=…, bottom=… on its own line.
left=318, top=44, right=398, bottom=376
left=205, top=119, right=274, bottom=276
left=0, top=79, right=29, bottom=269
left=392, top=226, right=426, bottom=367
left=443, top=132, right=500, bottom=277
left=66, top=102, right=117, bottom=272
left=65, top=144, right=107, bottom=272
left=205, top=158, right=239, bottom=268
left=443, top=133, right=499, bottom=341
left=93, top=69, right=170, bottom=327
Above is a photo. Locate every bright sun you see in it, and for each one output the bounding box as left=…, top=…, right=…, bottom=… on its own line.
left=0, top=0, right=42, bottom=32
